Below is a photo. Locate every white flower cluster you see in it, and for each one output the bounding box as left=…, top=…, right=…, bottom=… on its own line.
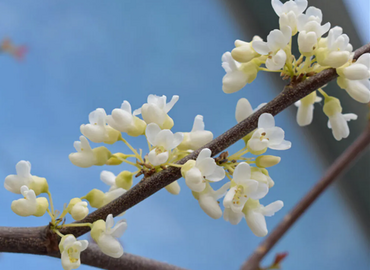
left=3, top=161, right=127, bottom=270
left=222, top=0, right=369, bottom=141
left=181, top=98, right=289, bottom=236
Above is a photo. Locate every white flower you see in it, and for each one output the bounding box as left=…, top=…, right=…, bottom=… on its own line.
left=316, top=26, right=353, bottom=68
left=193, top=182, right=230, bottom=219
left=177, top=115, right=213, bottom=151
left=11, top=186, right=49, bottom=217
left=80, top=108, right=121, bottom=144
left=11, top=185, right=37, bottom=217
left=223, top=207, right=244, bottom=225
left=296, top=7, right=330, bottom=54
left=59, top=234, right=88, bottom=270
left=106, top=101, right=146, bottom=137
left=235, top=98, right=267, bottom=123
left=4, top=160, right=48, bottom=195
left=252, top=26, right=292, bottom=70
left=69, top=136, right=97, bottom=168
left=231, top=36, right=263, bottom=63
left=69, top=136, right=111, bottom=168
left=294, top=91, right=322, bottom=126
left=146, top=123, right=183, bottom=166
left=100, top=171, right=127, bottom=206
left=271, top=0, right=308, bottom=35
left=133, top=95, right=179, bottom=129
left=91, top=214, right=127, bottom=258
left=221, top=52, right=259, bottom=93
left=68, top=198, right=89, bottom=221
left=337, top=53, right=370, bottom=103
left=247, top=113, right=291, bottom=154
left=182, top=148, right=225, bottom=192
left=323, top=97, right=357, bottom=141
left=243, top=199, right=284, bottom=237
left=223, top=163, right=269, bottom=213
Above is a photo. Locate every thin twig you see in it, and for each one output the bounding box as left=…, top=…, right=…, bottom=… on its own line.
left=62, top=42, right=370, bottom=238
left=240, top=122, right=370, bottom=270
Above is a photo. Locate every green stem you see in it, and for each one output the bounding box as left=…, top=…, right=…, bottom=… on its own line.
left=120, top=138, right=144, bottom=163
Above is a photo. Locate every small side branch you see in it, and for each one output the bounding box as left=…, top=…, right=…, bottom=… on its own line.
left=240, top=122, right=370, bottom=270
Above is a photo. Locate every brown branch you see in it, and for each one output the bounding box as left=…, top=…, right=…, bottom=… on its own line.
left=49, top=242, right=188, bottom=270
left=240, top=122, right=370, bottom=270
left=0, top=226, right=186, bottom=270
left=62, top=42, right=370, bottom=238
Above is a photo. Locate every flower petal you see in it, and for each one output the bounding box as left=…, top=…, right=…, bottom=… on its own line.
left=261, top=200, right=284, bottom=216
left=100, top=171, right=116, bottom=187
left=245, top=210, right=268, bottom=237
left=145, top=123, right=161, bottom=146
left=233, top=162, right=251, bottom=184
left=236, top=98, right=253, bottom=123
left=258, top=113, right=275, bottom=129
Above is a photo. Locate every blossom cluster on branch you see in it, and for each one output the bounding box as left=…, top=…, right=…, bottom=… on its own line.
left=2, top=1, right=369, bottom=270
left=222, top=0, right=370, bottom=140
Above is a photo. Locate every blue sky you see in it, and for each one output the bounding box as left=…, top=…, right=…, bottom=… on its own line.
left=0, top=1, right=369, bottom=269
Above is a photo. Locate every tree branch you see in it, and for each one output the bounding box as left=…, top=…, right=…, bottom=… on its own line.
left=49, top=242, right=188, bottom=270
left=240, top=122, right=370, bottom=270
left=61, top=42, right=370, bottom=238
left=0, top=226, right=186, bottom=270
left=0, top=43, right=369, bottom=269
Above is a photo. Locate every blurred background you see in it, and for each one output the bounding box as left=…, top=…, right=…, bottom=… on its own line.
left=0, top=0, right=369, bottom=269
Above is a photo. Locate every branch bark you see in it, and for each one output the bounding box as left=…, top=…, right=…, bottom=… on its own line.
left=0, top=226, right=186, bottom=270
left=50, top=243, right=188, bottom=270
left=240, top=122, right=370, bottom=270
left=62, top=42, right=370, bottom=238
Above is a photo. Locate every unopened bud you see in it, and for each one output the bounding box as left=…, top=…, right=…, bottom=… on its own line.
left=68, top=198, right=89, bottom=221
left=92, top=146, right=112, bottom=166
left=85, top=189, right=105, bottom=208
left=106, top=153, right=129, bottom=165
left=256, top=155, right=281, bottom=168
left=181, top=160, right=196, bottom=178
left=115, top=171, right=134, bottom=190
left=33, top=197, right=49, bottom=217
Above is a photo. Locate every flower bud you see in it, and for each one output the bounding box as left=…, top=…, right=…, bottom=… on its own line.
left=33, top=197, right=49, bottom=217
left=106, top=153, right=130, bottom=165
left=126, top=117, right=146, bottom=137
left=256, top=155, right=281, bottom=168
left=115, top=171, right=134, bottom=190
left=92, top=146, right=112, bottom=166
left=28, top=176, right=49, bottom=195
left=161, top=115, right=174, bottom=130
left=103, top=126, right=122, bottom=144
left=181, top=160, right=196, bottom=178
left=90, top=219, right=106, bottom=242
left=165, top=181, right=181, bottom=195
left=68, top=198, right=89, bottom=221
left=85, top=189, right=105, bottom=208
left=323, top=97, right=342, bottom=117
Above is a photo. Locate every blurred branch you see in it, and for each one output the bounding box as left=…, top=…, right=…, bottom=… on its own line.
left=240, top=121, right=370, bottom=270
left=0, top=226, right=186, bottom=270
left=61, top=42, right=370, bottom=238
